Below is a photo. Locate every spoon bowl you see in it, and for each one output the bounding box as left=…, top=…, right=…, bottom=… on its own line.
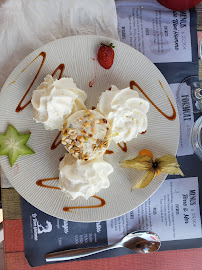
left=46, top=230, right=161, bottom=262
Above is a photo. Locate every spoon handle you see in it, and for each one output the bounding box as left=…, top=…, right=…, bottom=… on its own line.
left=46, top=244, right=118, bottom=262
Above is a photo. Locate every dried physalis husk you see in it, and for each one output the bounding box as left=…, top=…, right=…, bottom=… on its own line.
left=155, top=155, right=184, bottom=176
left=121, top=151, right=184, bottom=190
left=131, top=168, right=158, bottom=190
left=121, top=155, right=153, bottom=171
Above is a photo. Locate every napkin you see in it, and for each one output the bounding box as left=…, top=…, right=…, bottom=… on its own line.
left=0, top=0, right=119, bottom=90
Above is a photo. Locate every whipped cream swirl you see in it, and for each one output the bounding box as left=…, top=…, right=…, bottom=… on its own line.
left=59, top=154, right=113, bottom=200
left=31, top=75, right=87, bottom=130
left=96, top=85, right=149, bottom=143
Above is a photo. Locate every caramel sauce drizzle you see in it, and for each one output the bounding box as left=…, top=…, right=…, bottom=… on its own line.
left=36, top=177, right=60, bottom=190
left=50, top=64, right=66, bottom=150
left=105, top=150, right=114, bottom=154
left=51, top=131, right=62, bottom=150
left=52, top=63, right=65, bottom=79
left=117, top=142, right=127, bottom=152
left=63, top=196, right=106, bottom=212
left=141, top=130, right=147, bottom=134
left=36, top=178, right=106, bottom=212
left=16, top=52, right=46, bottom=112
left=130, top=80, right=176, bottom=121
left=15, top=52, right=65, bottom=114
left=59, top=155, right=64, bottom=162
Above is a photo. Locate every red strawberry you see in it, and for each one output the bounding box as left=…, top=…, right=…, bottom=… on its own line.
left=97, top=43, right=115, bottom=69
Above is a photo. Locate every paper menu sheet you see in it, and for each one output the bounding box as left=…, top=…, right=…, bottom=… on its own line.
left=170, top=83, right=194, bottom=157
left=116, top=0, right=192, bottom=63
left=107, top=177, right=201, bottom=244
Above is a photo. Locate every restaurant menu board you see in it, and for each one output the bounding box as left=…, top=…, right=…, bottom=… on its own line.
left=21, top=177, right=201, bottom=266
left=116, top=0, right=192, bottom=63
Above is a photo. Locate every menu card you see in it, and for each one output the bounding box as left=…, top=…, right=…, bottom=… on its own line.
left=116, top=0, right=192, bottom=63
left=21, top=177, right=201, bottom=267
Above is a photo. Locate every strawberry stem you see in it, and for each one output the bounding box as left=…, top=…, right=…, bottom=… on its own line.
left=101, top=42, right=115, bottom=48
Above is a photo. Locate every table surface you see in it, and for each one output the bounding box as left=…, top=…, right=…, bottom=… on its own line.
left=1, top=3, right=202, bottom=270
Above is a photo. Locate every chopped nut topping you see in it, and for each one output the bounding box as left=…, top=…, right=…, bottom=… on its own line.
left=65, top=138, right=71, bottom=144
left=84, top=110, right=90, bottom=115
left=61, top=109, right=112, bottom=161
left=104, top=141, right=108, bottom=146
left=76, top=136, right=83, bottom=142
left=82, top=121, right=90, bottom=128
left=63, top=129, right=68, bottom=135
left=81, top=130, right=87, bottom=135
left=65, top=143, right=71, bottom=148
left=88, top=114, right=95, bottom=120
left=69, top=129, right=77, bottom=135
left=73, top=146, right=80, bottom=152
left=83, top=154, right=89, bottom=161
left=100, top=118, right=107, bottom=124
left=70, top=134, right=77, bottom=140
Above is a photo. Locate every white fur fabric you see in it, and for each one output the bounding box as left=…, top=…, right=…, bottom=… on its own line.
left=0, top=0, right=119, bottom=88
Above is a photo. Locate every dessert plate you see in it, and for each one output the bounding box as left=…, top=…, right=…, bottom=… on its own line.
left=0, top=35, right=179, bottom=222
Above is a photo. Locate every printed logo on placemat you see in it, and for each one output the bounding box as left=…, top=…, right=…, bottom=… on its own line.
left=30, top=213, right=53, bottom=241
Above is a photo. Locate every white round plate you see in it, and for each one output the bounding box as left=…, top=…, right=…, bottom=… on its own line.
left=0, top=35, right=179, bottom=222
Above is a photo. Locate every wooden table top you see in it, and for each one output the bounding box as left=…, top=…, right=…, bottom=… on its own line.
left=1, top=3, right=202, bottom=270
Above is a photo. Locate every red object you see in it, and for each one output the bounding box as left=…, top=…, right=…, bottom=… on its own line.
left=157, top=0, right=201, bottom=10
left=97, top=43, right=115, bottom=69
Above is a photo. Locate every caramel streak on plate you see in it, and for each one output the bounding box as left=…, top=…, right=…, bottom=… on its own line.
left=105, top=150, right=114, bottom=154
left=16, top=52, right=46, bottom=112
left=36, top=177, right=60, bottom=190
left=63, top=196, right=106, bottom=212
left=130, top=80, right=176, bottom=121
left=117, top=142, right=127, bottom=152
left=52, top=63, right=65, bottom=79
left=50, top=64, right=66, bottom=150
left=51, top=131, right=62, bottom=150
left=36, top=178, right=106, bottom=212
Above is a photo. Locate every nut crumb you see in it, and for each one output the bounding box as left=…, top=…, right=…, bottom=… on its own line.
left=88, top=114, right=95, bottom=120
left=81, top=130, right=87, bottom=135
left=82, top=121, right=90, bottom=128
left=100, top=118, right=107, bottom=124
left=77, top=135, right=84, bottom=141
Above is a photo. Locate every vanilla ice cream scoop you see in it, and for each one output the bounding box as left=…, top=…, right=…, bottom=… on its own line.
left=31, top=75, right=87, bottom=130
left=61, top=110, right=111, bottom=161
left=96, top=85, right=149, bottom=143
left=59, top=154, right=113, bottom=200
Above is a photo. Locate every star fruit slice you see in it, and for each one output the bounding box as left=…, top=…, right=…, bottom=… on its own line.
left=0, top=125, right=35, bottom=167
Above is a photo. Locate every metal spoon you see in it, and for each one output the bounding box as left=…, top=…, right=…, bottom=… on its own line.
left=46, top=231, right=161, bottom=262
